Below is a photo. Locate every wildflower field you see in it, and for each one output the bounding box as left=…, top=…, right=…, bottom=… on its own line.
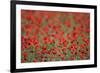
left=21, top=10, right=90, bottom=63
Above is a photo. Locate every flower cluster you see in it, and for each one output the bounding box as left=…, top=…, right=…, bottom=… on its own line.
left=21, top=10, right=90, bottom=63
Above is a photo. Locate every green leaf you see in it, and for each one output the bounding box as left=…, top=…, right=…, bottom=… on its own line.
left=21, top=31, right=26, bottom=36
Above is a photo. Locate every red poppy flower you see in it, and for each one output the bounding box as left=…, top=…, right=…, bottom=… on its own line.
left=42, top=46, right=47, bottom=51
left=33, top=59, right=38, bottom=62
left=37, top=17, right=42, bottom=24
left=33, top=39, right=39, bottom=45
left=65, top=20, right=71, bottom=27
left=21, top=59, right=26, bottom=63
left=22, top=52, right=28, bottom=58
